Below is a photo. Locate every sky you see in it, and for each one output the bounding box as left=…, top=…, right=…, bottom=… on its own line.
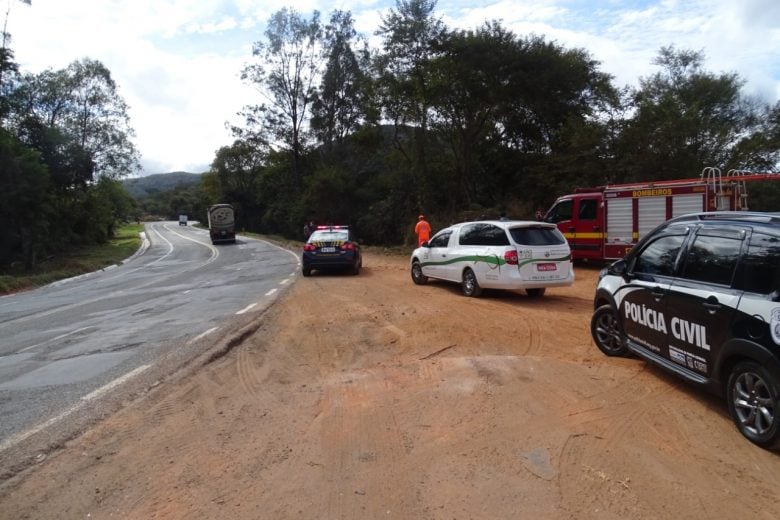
left=6, top=0, right=780, bottom=176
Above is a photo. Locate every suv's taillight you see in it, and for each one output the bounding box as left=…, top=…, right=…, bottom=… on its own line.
left=341, top=242, right=355, bottom=251
left=504, top=250, right=518, bottom=265
left=303, top=243, right=316, bottom=251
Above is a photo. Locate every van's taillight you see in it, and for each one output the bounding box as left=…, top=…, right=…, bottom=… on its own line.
left=504, top=250, right=518, bottom=265
left=341, top=242, right=355, bottom=251
left=303, top=244, right=316, bottom=251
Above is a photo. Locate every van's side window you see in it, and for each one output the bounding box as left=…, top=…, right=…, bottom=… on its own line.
left=428, top=231, right=451, bottom=248
left=579, top=199, right=598, bottom=220
left=459, top=224, right=509, bottom=246
left=738, top=232, right=780, bottom=295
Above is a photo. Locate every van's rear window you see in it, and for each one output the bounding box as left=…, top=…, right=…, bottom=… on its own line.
left=509, top=227, right=566, bottom=246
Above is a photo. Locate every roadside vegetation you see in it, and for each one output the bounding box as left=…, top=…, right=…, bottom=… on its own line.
left=0, top=223, right=143, bottom=295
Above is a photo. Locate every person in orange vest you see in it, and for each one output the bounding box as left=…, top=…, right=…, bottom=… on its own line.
left=415, top=214, right=431, bottom=247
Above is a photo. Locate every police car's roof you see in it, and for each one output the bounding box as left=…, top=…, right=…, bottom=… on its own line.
left=670, top=211, right=780, bottom=225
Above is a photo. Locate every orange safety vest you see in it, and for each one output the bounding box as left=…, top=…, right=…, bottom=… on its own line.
left=415, top=220, right=431, bottom=244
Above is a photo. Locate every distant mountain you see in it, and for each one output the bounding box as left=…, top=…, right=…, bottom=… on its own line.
left=123, top=171, right=201, bottom=198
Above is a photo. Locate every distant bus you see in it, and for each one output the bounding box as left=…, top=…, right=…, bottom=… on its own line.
left=207, top=204, right=236, bottom=244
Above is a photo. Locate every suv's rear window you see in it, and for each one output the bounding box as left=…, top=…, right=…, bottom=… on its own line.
left=509, top=227, right=565, bottom=246
left=738, top=232, right=780, bottom=295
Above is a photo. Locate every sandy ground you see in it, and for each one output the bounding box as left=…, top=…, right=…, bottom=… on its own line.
left=1, top=251, right=780, bottom=519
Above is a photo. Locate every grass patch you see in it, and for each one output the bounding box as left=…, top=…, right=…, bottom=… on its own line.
left=0, top=223, right=144, bottom=295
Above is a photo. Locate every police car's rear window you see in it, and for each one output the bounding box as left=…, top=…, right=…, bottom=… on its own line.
left=310, top=231, right=349, bottom=242
left=509, top=227, right=565, bottom=246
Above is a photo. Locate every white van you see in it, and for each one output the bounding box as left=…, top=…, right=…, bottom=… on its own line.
left=410, top=220, right=574, bottom=297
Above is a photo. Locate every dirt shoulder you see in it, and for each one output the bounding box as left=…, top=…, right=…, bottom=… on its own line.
left=1, top=252, right=779, bottom=519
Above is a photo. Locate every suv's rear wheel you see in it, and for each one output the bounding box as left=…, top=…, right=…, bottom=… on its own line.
left=590, top=304, right=627, bottom=356
left=462, top=268, right=482, bottom=297
left=727, top=361, right=780, bottom=449
left=411, top=260, right=428, bottom=285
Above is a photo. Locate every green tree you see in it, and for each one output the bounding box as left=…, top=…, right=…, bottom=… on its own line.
left=619, top=46, right=755, bottom=181
left=66, top=59, right=139, bottom=178
left=240, top=8, right=322, bottom=181
left=375, top=0, right=446, bottom=209
left=310, top=10, right=375, bottom=152
left=0, top=128, right=52, bottom=268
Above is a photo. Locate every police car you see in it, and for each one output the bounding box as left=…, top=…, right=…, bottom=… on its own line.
left=302, top=225, right=362, bottom=276
left=410, top=220, right=574, bottom=297
left=591, top=211, right=780, bottom=449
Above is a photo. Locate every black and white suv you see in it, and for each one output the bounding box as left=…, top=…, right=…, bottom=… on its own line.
left=591, top=211, right=780, bottom=449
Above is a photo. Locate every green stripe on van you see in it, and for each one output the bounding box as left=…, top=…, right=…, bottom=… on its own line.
left=420, top=255, right=570, bottom=269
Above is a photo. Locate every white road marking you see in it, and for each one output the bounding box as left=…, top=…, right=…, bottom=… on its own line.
left=0, top=364, right=151, bottom=454
left=188, top=327, right=218, bottom=344
left=236, top=303, right=257, bottom=315
left=265, top=288, right=278, bottom=297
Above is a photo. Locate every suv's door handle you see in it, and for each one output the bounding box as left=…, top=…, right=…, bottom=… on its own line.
left=651, top=286, right=665, bottom=302
left=703, top=297, right=721, bottom=314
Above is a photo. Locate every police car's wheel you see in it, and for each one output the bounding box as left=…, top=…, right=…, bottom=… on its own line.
left=302, top=266, right=312, bottom=277
left=411, top=261, right=428, bottom=285
left=590, top=305, right=627, bottom=356
left=462, top=268, right=482, bottom=297
left=727, top=362, right=780, bottom=449
left=526, top=288, right=546, bottom=297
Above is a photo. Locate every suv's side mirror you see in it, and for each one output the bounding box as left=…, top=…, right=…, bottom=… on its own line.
left=608, top=259, right=627, bottom=277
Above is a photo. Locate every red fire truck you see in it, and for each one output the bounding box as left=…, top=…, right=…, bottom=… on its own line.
left=542, top=168, right=780, bottom=261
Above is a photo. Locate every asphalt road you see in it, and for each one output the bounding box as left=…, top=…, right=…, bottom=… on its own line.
left=0, top=222, right=299, bottom=470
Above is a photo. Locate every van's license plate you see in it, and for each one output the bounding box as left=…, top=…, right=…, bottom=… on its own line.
left=536, top=263, right=557, bottom=271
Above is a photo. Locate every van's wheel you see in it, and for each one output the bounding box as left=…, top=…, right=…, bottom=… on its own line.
left=526, top=288, right=546, bottom=297
left=727, top=361, right=780, bottom=449
left=461, top=268, right=482, bottom=297
left=411, top=260, right=428, bottom=285
left=590, top=304, right=627, bottom=356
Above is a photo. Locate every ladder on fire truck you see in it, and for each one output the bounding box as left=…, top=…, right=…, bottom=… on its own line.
left=700, top=167, right=780, bottom=211
left=701, top=167, right=732, bottom=210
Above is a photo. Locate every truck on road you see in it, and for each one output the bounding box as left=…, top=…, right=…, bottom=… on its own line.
left=543, top=168, right=779, bottom=261
left=207, top=204, right=236, bottom=244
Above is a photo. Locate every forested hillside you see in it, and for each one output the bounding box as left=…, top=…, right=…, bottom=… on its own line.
left=122, top=172, right=201, bottom=199
left=2, top=0, right=779, bottom=268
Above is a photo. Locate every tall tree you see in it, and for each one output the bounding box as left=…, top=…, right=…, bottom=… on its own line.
left=619, top=46, right=755, bottom=181
left=376, top=0, right=446, bottom=209
left=6, top=59, right=139, bottom=183
left=240, top=8, right=322, bottom=181
left=310, top=10, right=375, bottom=152
left=66, top=59, right=139, bottom=178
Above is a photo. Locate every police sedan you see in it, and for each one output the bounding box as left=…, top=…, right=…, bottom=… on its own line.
left=302, top=225, right=362, bottom=276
